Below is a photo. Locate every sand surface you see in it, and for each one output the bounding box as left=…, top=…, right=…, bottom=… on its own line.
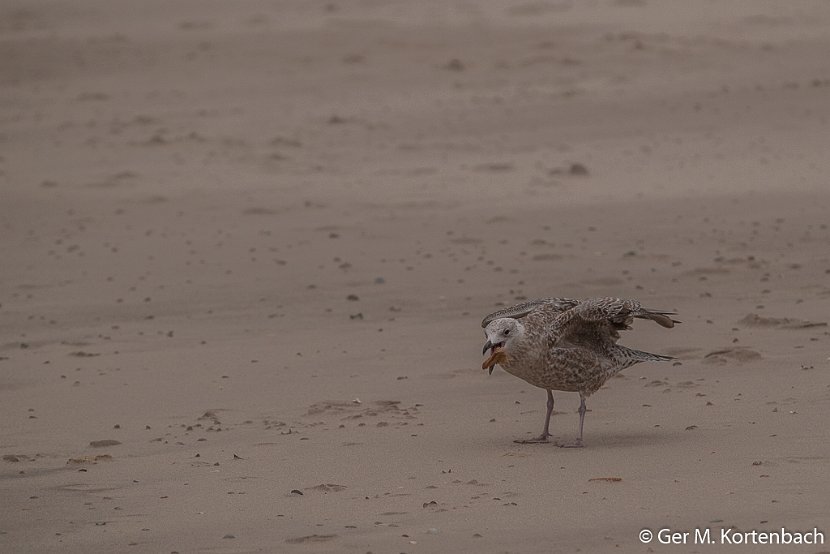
left=2, top=1, right=830, bottom=552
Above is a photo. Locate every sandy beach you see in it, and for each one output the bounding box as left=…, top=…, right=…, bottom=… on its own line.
left=2, top=1, right=830, bottom=552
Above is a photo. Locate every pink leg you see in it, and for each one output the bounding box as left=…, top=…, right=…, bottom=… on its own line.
left=560, top=394, right=586, bottom=448
left=514, top=389, right=554, bottom=444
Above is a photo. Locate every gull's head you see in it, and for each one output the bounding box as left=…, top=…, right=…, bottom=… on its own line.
left=481, top=318, right=523, bottom=374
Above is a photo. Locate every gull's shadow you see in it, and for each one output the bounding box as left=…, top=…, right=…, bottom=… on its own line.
left=487, top=429, right=685, bottom=451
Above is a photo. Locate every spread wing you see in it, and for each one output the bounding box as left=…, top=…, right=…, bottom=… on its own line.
left=551, top=297, right=679, bottom=348
left=480, top=297, right=580, bottom=328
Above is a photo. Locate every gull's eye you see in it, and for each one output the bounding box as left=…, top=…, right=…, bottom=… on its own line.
left=503, top=329, right=510, bottom=336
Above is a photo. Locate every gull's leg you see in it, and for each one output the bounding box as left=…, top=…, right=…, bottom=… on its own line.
left=560, top=393, right=586, bottom=448
left=514, top=389, right=554, bottom=444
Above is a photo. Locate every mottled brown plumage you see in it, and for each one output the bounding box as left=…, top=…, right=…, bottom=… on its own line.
left=481, top=297, right=678, bottom=446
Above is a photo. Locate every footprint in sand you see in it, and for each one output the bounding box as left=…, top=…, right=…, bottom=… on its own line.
left=285, top=534, right=337, bottom=544
left=738, top=313, right=827, bottom=330
left=703, top=347, right=762, bottom=365
left=304, top=483, right=346, bottom=493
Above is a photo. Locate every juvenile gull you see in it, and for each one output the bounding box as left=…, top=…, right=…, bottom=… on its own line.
left=481, top=297, right=678, bottom=447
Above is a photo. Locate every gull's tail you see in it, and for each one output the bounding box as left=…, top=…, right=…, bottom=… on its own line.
left=612, top=346, right=675, bottom=371
left=629, top=348, right=675, bottom=363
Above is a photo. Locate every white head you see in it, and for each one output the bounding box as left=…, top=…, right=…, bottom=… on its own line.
left=483, top=317, right=524, bottom=353
left=482, top=318, right=524, bottom=374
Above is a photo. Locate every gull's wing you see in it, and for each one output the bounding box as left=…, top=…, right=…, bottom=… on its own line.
left=552, top=297, right=679, bottom=343
left=571, top=297, right=679, bottom=328
left=481, top=297, right=579, bottom=328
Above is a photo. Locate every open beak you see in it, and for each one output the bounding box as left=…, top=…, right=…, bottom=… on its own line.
left=481, top=340, right=507, bottom=374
